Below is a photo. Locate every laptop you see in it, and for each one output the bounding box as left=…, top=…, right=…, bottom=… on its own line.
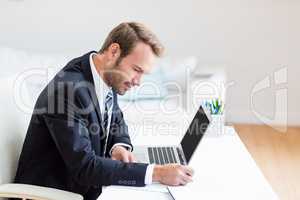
left=133, top=105, right=211, bottom=165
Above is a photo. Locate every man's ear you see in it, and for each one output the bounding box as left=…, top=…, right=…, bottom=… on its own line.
left=108, top=43, right=121, bottom=60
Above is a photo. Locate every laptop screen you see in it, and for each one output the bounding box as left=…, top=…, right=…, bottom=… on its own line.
left=180, top=106, right=210, bottom=163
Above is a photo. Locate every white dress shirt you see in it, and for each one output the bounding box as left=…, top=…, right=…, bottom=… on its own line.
left=89, top=53, right=154, bottom=185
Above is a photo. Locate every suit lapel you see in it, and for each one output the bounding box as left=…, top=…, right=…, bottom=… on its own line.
left=80, top=51, right=104, bottom=156
left=81, top=51, right=102, bottom=123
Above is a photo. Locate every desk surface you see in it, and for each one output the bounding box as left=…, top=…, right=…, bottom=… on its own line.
left=99, top=126, right=278, bottom=200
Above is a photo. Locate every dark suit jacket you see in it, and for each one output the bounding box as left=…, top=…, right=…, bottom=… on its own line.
left=14, top=51, right=148, bottom=200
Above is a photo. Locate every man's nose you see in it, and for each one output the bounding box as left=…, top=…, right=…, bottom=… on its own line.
left=132, top=75, right=141, bottom=86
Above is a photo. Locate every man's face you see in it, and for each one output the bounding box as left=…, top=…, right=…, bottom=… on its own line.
left=107, top=42, right=156, bottom=95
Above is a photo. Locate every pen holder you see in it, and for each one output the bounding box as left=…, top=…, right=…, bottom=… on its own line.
left=210, top=114, right=225, bottom=136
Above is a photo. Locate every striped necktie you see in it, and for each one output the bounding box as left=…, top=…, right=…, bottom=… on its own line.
left=103, top=90, right=113, bottom=132
left=102, top=90, right=113, bottom=156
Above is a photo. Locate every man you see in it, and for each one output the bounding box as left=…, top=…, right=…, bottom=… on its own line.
left=14, top=22, right=193, bottom=200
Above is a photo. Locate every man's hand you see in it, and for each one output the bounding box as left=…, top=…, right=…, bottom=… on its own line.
left=152, top=164, right=194, bottom=186
left=111, top=146, right=136, bottom=163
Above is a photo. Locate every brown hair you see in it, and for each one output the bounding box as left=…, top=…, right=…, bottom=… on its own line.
left=99, top=22, right=164, bottom=58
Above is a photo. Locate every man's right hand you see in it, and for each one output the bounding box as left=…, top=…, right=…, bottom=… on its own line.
left=152, top=164, right=194, bottom=186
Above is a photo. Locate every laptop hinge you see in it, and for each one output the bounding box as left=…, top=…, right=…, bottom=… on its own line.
left=176, top=147, right=186, bottom=165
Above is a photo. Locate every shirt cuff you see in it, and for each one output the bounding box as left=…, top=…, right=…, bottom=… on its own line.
left=109, top=143, right=133, bottom=156
left=144, top=164, right=155, bottom=185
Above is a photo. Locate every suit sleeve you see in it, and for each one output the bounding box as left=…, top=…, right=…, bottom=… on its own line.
left=42, top=86, right=147, bottom=187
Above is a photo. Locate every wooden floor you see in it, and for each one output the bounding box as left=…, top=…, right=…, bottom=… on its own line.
left=234, top=124, right=300, bottom=200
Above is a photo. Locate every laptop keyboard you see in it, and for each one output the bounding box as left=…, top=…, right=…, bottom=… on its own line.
left=148, top=147, right=182, bottom=165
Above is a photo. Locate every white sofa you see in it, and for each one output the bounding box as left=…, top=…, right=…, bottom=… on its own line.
left=0, top=75, right=83, bottom=200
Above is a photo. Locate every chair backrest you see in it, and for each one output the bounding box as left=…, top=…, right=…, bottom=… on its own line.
left=0, top=48, right=64, bottom=186
left=0, top=76, right=32, bottom=185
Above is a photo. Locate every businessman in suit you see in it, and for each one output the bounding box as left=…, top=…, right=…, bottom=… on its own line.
left=14, top=22, right=194, bottom=200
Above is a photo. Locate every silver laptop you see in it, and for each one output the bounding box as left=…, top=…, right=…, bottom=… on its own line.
left=133, top=105, right=211, bottom=165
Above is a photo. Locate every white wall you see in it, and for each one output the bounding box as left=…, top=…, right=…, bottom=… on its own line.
left=0, top=0, right=298, bottom=126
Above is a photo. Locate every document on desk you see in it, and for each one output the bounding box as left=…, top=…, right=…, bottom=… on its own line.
left=168, top=127, right=279, bottom=200
left=104, top=183, right=168, bottom=193
left=99, top=186, right=172, bottom=200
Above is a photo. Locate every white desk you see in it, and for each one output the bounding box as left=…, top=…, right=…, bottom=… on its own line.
left=99, top=126, right=278, bottom=200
